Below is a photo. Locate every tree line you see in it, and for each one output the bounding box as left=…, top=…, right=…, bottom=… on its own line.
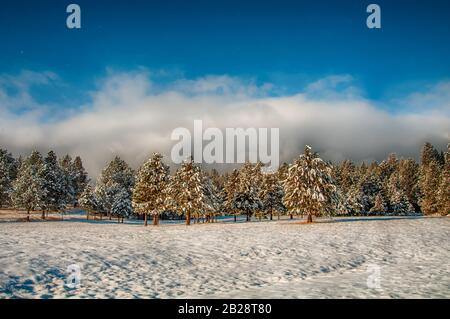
left=0, top=150, right=88, bottom=221
left=0, top=142, right=448, bottom=225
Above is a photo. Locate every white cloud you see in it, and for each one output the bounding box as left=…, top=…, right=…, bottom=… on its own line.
left=0, top=70, right=449, bottom=177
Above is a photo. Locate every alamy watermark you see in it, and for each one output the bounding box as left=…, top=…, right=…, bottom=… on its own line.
left=66, top=4, right=81, bottom=29
left=367, top=4, right=381, bottom=29
left=65, top=264, right=81, bottom=288
left=171, top=120, right=280, bottom=172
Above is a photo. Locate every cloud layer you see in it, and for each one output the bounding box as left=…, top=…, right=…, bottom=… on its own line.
left=1, top=70, right=449, bottom=177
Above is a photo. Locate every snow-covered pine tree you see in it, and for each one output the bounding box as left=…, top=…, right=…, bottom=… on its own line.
left=60, top=154, right=76, bottom=206
left=209, top=168, right=225, bottom=191
left=162, top=174, right=179, bottom=218
left=334, top=160, right=359, bottom=195
left=223, top=169, right=240, bottom=221
left=261, top=172, right=286, bottom=220
left=390, top=189, right=414, bottom=215
left=333, top=189, right=349, bottom=216
left=11, top=151, right=46, bottom=221
left=72, top=156, right=89, bottom=203
left=0, top=149, right=17, bottom=208
left=323, top=159, right=342, bottom=217
left=79, top=184, right=98, bottom=219
left=283, top=145, right=336, bottom=223
left=437, top=144, right=449, bottom=216
left=277, top=163, right=289, bottom=182
left=95, top=156, right=134, bottom=219
left=379, top=154, right=399, bottom=183
left=369, top=193, right=388, bottom=215
left=41, top=151, right=68, bottom=219
left=94, top=182, right=115, bottom=218
left=420, top=142, right=444, bottom=168
left=202, top=172, right=223, bottom=222
left=419, top=143, right=443, bottom=215
left=208, top=168, right=226, bottom=219
left=397, top=159, right=420, bottom=212
left=111, top=189, right=133, bottom=223
left=232, top=162, right=263, bottom=222
left=345, top=186, right=363, bottom=215
left=167, top=157, right=205, bottom=225
left=387, top=172, right=415, bottom=215
left=0, top=161, right=8, bottom=208
left=356, top=164, right=384, bottom=215
left=132, top=153, right=169, bottom=226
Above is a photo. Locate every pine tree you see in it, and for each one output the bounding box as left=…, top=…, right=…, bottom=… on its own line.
left=387, top=171, right=415, bottom=215
left=0, top=149, right=17, bottom=208
left=283, top=145, right=336, bottom=223
left=420, top=142, right=443, bottom=168
left=132, top=153, right=169, bottom=226
left=261, top=172, right=286, bottom=220
left=278, top=163, right=289, bottom=182
left=79, top=184, right=98, bottom=219
left=60, top=154, right=76, bottom=206
left=419, top=142, right=443, bottom=215
left=437, top=144, right=449, bottom=216
left=357, top=165, right=383, bottom=214
left=41, top=151, right=67, bottom=219
left=232, top=162, right=263, bottom=222
left=397, top=159, right=420, bottom=211
left=334, top=189, right=350, bottom=216
left=209, top=168, right=225, bottom=190
left=72, top=156, right=89, bottom=203
left=369, top=193, right=388, bottom=216
left=345, top=186, right=363, bottom=215
left=390, top=189, right=414, bottom=215
left=95, top=156, right=134, bottom=219
left=379, top=154, right=399, bottom=182
left=111, top=189, right=133, bottom=223
left=419, top=161, right=442, bottom=215
left=223, top=169, right=240, bottom=221
left=334, top=160, right=358, bottom=195
left=11, top=151, right=46, bottom=221
left=202, top=172, right=223, bottom=222
left=167, top=157, right=205, bottom=225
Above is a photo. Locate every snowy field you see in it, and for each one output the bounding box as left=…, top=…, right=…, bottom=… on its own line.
left=0, top=216, right=449, bottom=299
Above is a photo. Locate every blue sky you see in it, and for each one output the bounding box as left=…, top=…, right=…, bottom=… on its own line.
left=1, top=0, right=450, bottom=104
left=0, top=0, right=449, bottom=174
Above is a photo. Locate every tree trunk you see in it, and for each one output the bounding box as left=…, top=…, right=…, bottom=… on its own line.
left=27, top=209, right=30, bottom=222
left=246, top=214, right=250, bottom=222
left=234, top=215, right=237, bottom=222
left=290, top=214, right=293, bottom=219
left=278, top=213, right=280, bottom=220
left=186, top=211, right=191, bottom=225
left=86, top=211, right=89, bottom=220
left=270, top=211, right=273, bottom=220
left=307, top=214, right=313, bottom=223
left=144, top=213, right=148, bottom=226
left=41, top=210, right=45, bottom=220
left=153, top=214, right=159, bottom=226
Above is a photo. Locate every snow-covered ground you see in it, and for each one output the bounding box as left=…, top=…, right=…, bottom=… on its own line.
left=0, top=216, right=449, bottom=298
